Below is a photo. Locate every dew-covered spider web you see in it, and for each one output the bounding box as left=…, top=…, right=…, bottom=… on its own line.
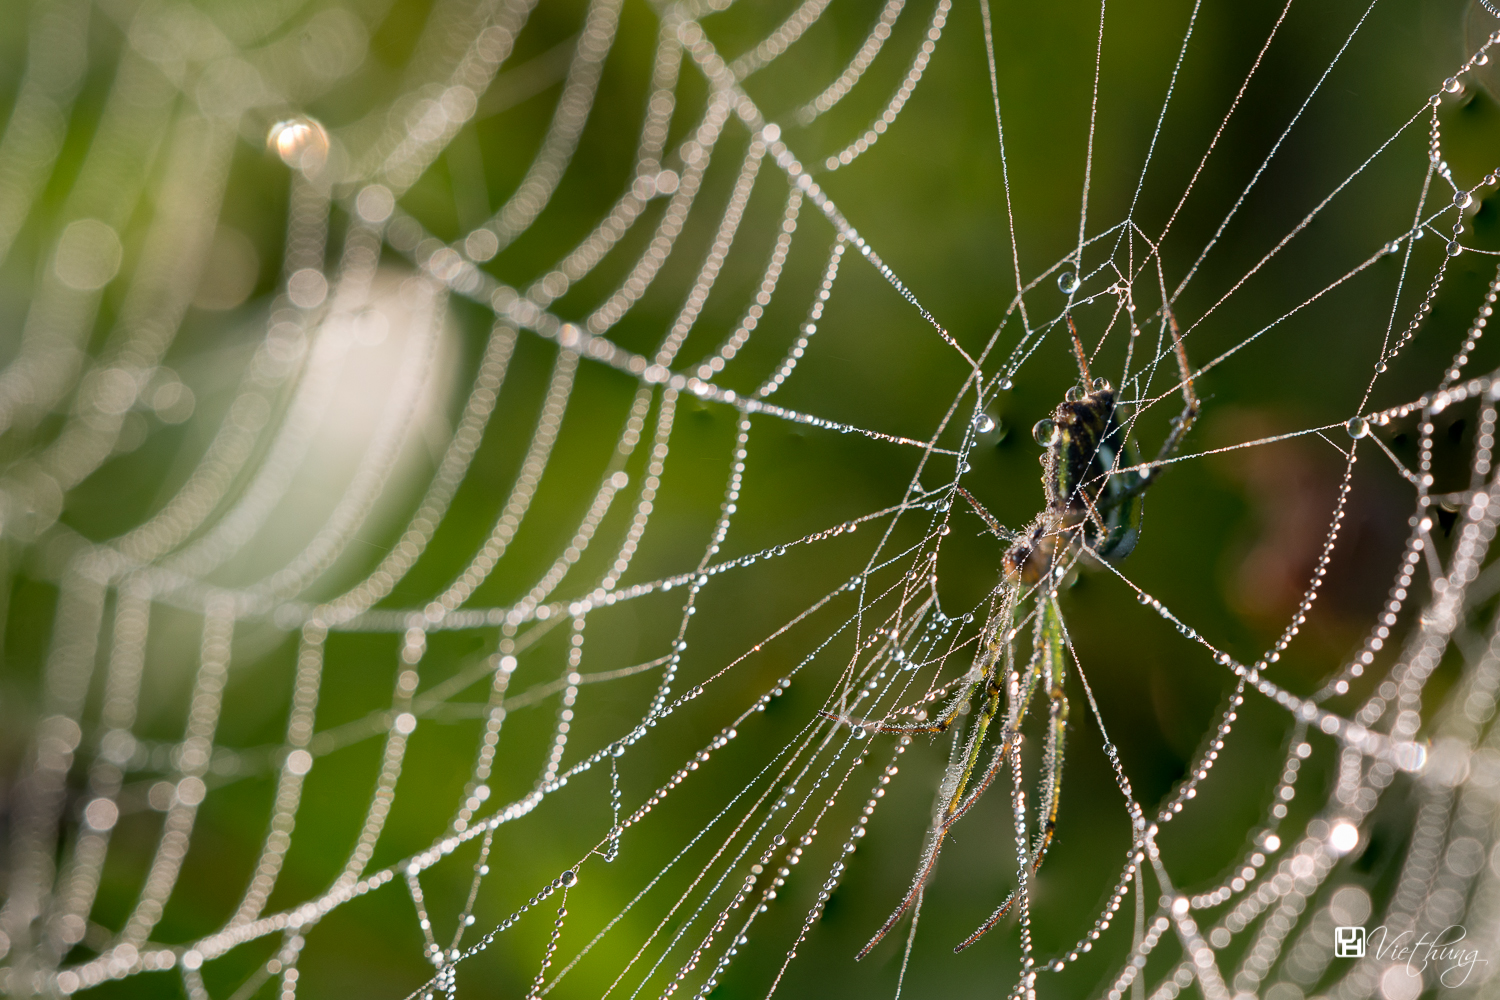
left=4, top=0, right=1500, bottom=997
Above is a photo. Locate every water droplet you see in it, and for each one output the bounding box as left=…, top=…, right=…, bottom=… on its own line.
left=974, top=413, right=997, bottom=434
left=1057, top=271, right=1080, bottom=294
left=1443, top=76, right=1463, bottom=94
left=1092, top=377, right=1112, bottom=393
left=959, top=461, right=971, bottom=474
left=997, top=377, right=1014, bottom=391
left=1032, top=419, right=1057, bottom=446
left=851, top=726, right=867, bottom=739
left=1064, top=386, right=1084, bottom=403
left=1448, top=240, right=1464, bottom=257
left=773, top=834, right=787, bottom=846
left=1383, top=240, right=1401, bottom=255
left=559, top=869, right=578, bottom=886
left=1137, top=592, right=1151, bottom=605
left=1455, top=190, right=1474, bottom=209
left=1345, top=416, right=1369, bottom=439
left=1376, top=361, right=1388, bottom=373
left=268, top=118, right=330, bottom=175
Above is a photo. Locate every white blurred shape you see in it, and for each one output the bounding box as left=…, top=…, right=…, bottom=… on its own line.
left=54, top=219, right=122, bottom=291
left=1329, top=821, right=1360, bottom=855
left=465, top=228, right=498, bottom=261
left=1380, top=965, right=1422, bottom=1000
left=208, top=268, right=460, bottom=593
left=1330, top=885, right=1371, bottom=926
left=287, top=268, right=328, bottom=309
left=151, top=379, right=195, bottom=424
left=83, top=798, right=118, bottom=831
left=300, top=7, right=368, bottom=81
left=1445, top=836, right=1484, bottom=877
left=175, top=776, right=205, bottom=806
left=285, top=749, right=313, bottom=776
left=269, top=117, right=329, bottom=175
left=357, top=184, right=394, bottom=223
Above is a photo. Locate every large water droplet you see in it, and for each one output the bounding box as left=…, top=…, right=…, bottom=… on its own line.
left=1032, top=418, right=1057, bottom=446
left=1346, top=416, right=1369, bottom=439
left=269, top=118, right=330, bottom=175
left=974, top=413, right=997, bottom=434
left=1092, top=377, right=1112, bottom=393
left=1064, top=386, right=1084, bottom=403
left=997, top=377, right=1014, bottom=391
left=1443, top=76, right=1463, bottom=94
left=1057, top=271, right=1080, bottom=294
left=1455, top=190, right=1474, bottom=209
left=1448, top=240, right=1464, bottom=257
left=851, top=726, right=868, bottom=740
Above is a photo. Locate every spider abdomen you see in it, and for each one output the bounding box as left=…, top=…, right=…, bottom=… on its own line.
left=1043, top=388, right=1121, bottom=516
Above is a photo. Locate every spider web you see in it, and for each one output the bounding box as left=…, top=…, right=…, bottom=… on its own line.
left=1, top=1, right=1499, bottom=999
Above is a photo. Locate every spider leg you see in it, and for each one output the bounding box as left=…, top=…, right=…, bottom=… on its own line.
left=822, top=594, right=1017, bottom=736
left=856, top=664, right=1007, bottom=958
left=1129, top=304, right=1200, bottom=494
left=820, top=660, right=989, bottom=735
left=953, top=593, right=1068, bottom=953
left=1029, top=597, right=1069, bottom=871
left=852, top=600, right=1023, bottom=957
left=1067, top=314, right=1093, bottom=385
left=954, top=892, right=1018, bottom=953
left=953, top=485, right=1014, bottom=542
left=939, top=588, right=1056, bottom=833
left=818, top=709, right=968, bottom=736
left=937, top=656, right=1041, bottom=831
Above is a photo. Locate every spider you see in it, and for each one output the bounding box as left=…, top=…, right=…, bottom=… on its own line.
left=824, top=307, right=1199, bottom=956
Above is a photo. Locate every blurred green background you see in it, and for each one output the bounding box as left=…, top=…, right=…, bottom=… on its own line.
left=3, top=0, right=1500, bottom=997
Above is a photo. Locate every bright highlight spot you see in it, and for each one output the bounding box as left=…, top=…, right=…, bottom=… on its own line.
left=269, top=117, right=330, bottom=175
left=286, top=749, right=314, bottom=776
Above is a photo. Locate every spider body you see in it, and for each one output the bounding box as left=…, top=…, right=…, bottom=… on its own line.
left=824, top=309, right=1199, bottom=958
left=1003, top=382, right=1136, bottom=584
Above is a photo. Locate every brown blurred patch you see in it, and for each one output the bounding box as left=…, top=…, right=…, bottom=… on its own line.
left=1210, top=408, right=1406, bottom=642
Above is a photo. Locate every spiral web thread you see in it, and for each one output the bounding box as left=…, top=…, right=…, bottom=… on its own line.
left=0, top=1, right=1498, bottom=999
